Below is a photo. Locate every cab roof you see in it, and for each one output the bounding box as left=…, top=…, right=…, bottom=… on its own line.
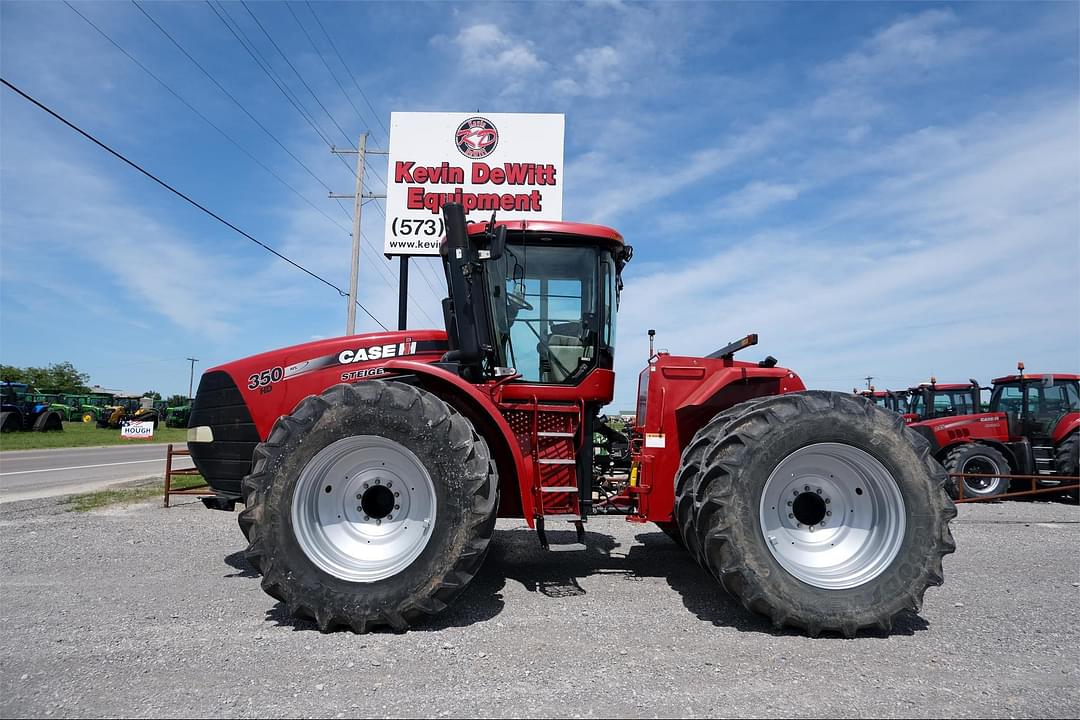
left=992, top=373, right=1080, bottom=384
left=910, top=383, right=977, bottom=392
left=467, top=220, right=623, bottom=246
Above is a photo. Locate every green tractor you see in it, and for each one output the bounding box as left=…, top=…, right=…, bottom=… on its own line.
left=165, top=404, right=191, bottom=428
left=78, top=394, right=112, bottom=423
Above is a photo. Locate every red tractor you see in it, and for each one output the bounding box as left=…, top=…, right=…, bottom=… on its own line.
left=909, top=365, right=1079, bottom=498
left=187, top=204, right=955, bottom=637
left=907, top=379, right=984, bottom=422
left=855, top=388, right=913, bottom=421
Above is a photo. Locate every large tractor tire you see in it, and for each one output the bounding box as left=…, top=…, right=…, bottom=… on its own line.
left=238, top=380, right=499, bottom=633
left=33, top=410, right=63, bottom=432
left=0, top=411, right=19, bottom=433
left=944, top=442, right=1011, bottom=499
left=1055, top=432, right=1078, bottom=477
left=674, top=391, right=956, bottom=637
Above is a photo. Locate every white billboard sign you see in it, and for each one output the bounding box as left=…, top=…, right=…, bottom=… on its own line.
left=383, top=112, right=564, bottom=256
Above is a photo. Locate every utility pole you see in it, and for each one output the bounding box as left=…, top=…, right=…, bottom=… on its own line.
left=331, top=133, right=388, bottom=335
left=186, top=357, right=199, bottom=401
left=864, top=375, right=874, bottom=390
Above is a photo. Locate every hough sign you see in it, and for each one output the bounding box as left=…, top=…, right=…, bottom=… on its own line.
left=384, top=112, right=564, bottom=256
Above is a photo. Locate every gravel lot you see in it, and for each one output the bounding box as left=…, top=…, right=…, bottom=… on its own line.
left=1, top=492, right=1077, bottom=718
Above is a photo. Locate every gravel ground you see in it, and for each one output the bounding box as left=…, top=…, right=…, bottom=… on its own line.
left=0, top=493, right=1077, bottom=718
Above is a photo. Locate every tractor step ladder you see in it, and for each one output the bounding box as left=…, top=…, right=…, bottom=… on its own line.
left=519, top=400, right=586, bottom=551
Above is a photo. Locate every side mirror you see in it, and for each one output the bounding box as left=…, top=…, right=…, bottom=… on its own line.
left=488, top=225, right=506, bottom=260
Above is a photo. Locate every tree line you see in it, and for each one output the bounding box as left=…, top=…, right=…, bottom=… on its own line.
left=0, top=362, right=188, bottom=406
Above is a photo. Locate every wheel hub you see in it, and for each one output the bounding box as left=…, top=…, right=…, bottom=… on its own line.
left=292, top=435, right=436, bottom=583
left=759, top=442, right=906, bottom=590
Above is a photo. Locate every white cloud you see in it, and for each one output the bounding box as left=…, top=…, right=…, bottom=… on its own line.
left=610, top=99, right=1079, bottom=407
left=553, top=45, right=624, bottom=98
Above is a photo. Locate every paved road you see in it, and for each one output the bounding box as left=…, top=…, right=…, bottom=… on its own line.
left=0, top=495, right=1076, bottom=718
left=0, top=444, right=195, bottom=502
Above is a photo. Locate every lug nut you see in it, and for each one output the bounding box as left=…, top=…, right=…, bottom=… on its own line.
left=356, top=494, right=363, bottom=500
left=804, top=485, right=810, bottom=491
left=788, top=513, right=794, bottom=519
left=809, top=525, right=815, bottom=532
left=375, top=479, right=381, bottom=485
left=394, top=504, right=400, bottom=510
left=796, top=523, right=802, bottom=528
left=363, top=515, right=369, bottom=520
left=793, top=490, right=798, bottom=496
left=787, top=500, right=792, bottom=507
left=395, top=492, right=400, bottom=497
left=826, top=511, right=832, bottom=516
left=386, top=481, right=392, bottom=488
left=363, top=482, right=369, bottom=489
left=816, top=489, right=822, bottom=494
left=825, top=498, right=831, bottom=504
left=376, top=519, right=382, bottom=525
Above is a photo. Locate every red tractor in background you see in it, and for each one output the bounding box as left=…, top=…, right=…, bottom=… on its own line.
left=187, top=204, right=955, bottom=637
left=908, top=365, right=1079, bottom=498
left=907, top=378, right=984, bottom=422
left=855, top=388, right=913, bottom=421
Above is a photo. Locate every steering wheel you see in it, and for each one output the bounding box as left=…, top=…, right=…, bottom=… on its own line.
left=507, top=289, right=533, bottom=312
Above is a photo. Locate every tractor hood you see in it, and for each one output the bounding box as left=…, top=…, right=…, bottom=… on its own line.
left=198, top=329, right=449, bottom=439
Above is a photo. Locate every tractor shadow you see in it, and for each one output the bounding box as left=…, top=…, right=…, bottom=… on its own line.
left=240, top=525, right=928, bottom=637
left=223, top=550, right=259, bottom=579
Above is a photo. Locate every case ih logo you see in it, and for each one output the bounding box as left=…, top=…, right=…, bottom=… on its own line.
left=455, top=117, right=498, bottom=159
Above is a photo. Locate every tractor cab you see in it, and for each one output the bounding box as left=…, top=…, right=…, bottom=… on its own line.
left=908, top=379, right=983, bottom=422
left=989, top=367, right=1080, bottom=445
left=440, top=213, right=630, bottom=391
left=856, top=388, right=911, bottom=416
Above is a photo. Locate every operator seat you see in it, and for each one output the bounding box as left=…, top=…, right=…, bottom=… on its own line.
left=540, top=321, right=586, bottom=383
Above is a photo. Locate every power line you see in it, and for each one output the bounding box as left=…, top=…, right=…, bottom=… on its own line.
left=0, top=77, right=388, bottom=331
left=63, top=1, right=351, bottom=237
left=306, top=0, right=389, bottom=140
left=207, top=0, right=334, bottom=149
left=130, top=0, right=334, bottom=194
left=239, top=1, right=354, bottom=149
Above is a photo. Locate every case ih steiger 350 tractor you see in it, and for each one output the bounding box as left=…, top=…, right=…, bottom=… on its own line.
left=909, top=365, right=1079, bottom=499
left=187, top=204, right=955, bottom=637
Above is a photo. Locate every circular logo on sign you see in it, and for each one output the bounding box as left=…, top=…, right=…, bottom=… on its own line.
left=455, top=116, right=499, bottom=159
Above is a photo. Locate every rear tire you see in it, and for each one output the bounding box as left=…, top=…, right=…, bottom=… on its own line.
left=1055, top=432, right=1078, bottom=477
left=674, top=391, right=956, bottom=637
left=33, top=411, right=63, bottom=432
left=944, top=443, right=1010, bottom=499
left=0, top=411, right=19, bottom=433
left=238, top=380, right=498, bottom=632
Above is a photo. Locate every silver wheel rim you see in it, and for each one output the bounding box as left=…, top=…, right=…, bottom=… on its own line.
left=759, top=442, right=906, bottom=590
left=961, top=454, right=1003, bottom=494
left=291, top=435, right=436, bottom=583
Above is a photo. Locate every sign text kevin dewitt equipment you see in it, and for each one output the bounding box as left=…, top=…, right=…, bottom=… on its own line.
left=384, top=112, right=564, bottom=256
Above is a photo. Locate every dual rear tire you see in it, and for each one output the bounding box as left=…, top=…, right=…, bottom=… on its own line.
left=674, top=391, right=957, bottom=637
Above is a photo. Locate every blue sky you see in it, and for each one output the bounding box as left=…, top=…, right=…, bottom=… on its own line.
left=1, top=1, right=1077, bottom=408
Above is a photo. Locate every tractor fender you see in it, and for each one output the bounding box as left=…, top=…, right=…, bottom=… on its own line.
left=381, top=359, right=536, bottom=525
left=677, top=366, right=806, bottom=413
left=1051, top=413, right=1080, bottom=445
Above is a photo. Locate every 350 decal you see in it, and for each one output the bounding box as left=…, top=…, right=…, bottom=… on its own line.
left=247, top=366, right=284, bottom=390
left=390, top=217, right=445, bottom=238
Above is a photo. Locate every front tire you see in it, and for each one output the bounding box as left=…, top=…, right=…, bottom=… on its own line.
left=674, top=391, right=956, bottom=637
left=944, top=443, right=1011, bottom=499
left=238, top=380, right=498, bottom=633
